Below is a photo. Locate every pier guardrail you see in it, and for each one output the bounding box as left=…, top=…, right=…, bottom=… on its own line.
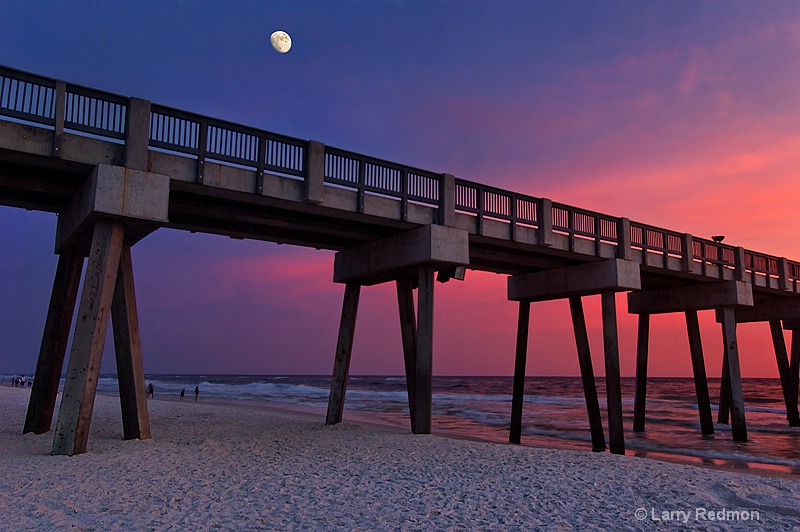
left=1, top=64, right=799, bottom=288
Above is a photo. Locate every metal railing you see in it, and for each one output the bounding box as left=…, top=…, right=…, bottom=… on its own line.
left=1, top=64, right=799, bottom=288
left=324, top=146, right=440, bottom=217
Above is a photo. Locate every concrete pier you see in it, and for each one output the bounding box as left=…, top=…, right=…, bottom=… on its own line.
left=508, top=258, right=641, bottom=455
left=3, top=64, right=800, bottom=456
left=326, top=225, right=469, bottom=434
left=628, top=281, right=752, bottom=441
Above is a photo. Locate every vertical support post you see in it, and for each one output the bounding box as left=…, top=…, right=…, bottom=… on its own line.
left=616, top=218, right=631, bottom=260
left=720, top=307, right=747, bottom=441
left=509, top=300, right=530, bottom=445
left=718, top=349, right=731, bottom=424
left=111, top=246, right=151, bottom=440
left=52, top=221, right=125, bottom=456
left=632, top=313, right=650, bottom=433
left=685, top=310, right=714, bottom=435
left=778, top=259, right=790, bottom=291
left=538, top=198, right=554, bottom=247
left=734, top=247, right=746, bottom=282
left=681, top=234, right=694, bottom=273
left=325, top=283, right=361, bottom=425
left=24, top=251, right=84, bottom=435
left=769, top=320, right=800, bottom=426
left=412, top=266, right=434, bottom=434
left=569, top=297, right=606, bottom=451
left=791, top=329, right=800, bottom=411
left=304, top=140, right=325, bottom=204
left=438, top=173, right=456, bottom=227
left=396, top=277, right=418, bottom=422
left=52, top=80, right=66, bottom=158
left=601, top=291, right=625, bottom=455
left=124, top=97, right=151, bottom=171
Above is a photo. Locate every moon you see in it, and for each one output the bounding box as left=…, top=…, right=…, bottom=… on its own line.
left=270, top=31, right=292, bottom=54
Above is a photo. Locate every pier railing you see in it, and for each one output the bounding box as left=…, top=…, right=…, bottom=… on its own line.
left=1, top=65, right=798, bottom=288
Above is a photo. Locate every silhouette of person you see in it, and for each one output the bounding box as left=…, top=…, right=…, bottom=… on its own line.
left=147, top=383, right=154, bottom=398
left=180, top=388, right=185, bottom=400
left=194, top=385, right=199, bottom=402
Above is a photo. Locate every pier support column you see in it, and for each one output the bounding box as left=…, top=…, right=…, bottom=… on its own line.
left=632, top=313, right=650, bottom=433
left=509, top=301, right=530, bottom=445
left=111, top=246, right=151, bottom=440
left=413, top=266, right=435, bottom=435
left=569, top=297, right=606, bottom=451
left=325, top=283, right=361, bottom=426
left=720, top=307, right=747, bottom=441
left=601, top=291, right=625, bottom=455
left=508, top=259, right=640, bottom=454
left=769, top=320, right=800, bottom=426
left=791, top=328, right=800, bottom=413
left=24, top=250, right=84, bottom=435
left=52, top=221, right=125, bottom=456
left=685, top=311, right=714, bottom=436
left=396, top=277, right=417, bottom=419
left=329, top=224, right=469, bottom=432
left=628, top=281, right=752, bottom=437
left=44, top=163, right=169, bottom=455
left=718, top=350, right=731, bottom=424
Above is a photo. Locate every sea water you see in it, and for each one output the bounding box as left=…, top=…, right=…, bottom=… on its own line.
left=6, top=373, right=799, bottom=475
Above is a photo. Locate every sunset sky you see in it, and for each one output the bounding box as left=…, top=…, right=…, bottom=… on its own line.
left=2, top=1, right=800, bottom=379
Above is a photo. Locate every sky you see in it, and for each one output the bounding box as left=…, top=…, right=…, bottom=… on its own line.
left=2, top=1, right=800, bottom=379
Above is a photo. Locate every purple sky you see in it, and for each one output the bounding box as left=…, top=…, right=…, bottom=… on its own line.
left=2, top=1, right=800, bottom=377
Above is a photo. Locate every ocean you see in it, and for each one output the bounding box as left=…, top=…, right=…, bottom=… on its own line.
left=6, top=373, right=799, bottom=476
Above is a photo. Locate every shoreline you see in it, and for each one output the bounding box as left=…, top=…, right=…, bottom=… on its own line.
left=2, top=386, right=799, bottom=529
left=129, top=390, right=800, bottom=481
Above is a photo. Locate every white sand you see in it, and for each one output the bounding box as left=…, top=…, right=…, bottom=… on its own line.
left=1, top=386, right=798, bottom=530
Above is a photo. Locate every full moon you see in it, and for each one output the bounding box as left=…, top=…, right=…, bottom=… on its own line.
left=270, top=31, right=292, bottom=53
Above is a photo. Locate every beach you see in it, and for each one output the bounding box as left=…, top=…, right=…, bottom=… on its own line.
left=1, top=386, right=798, bottom=530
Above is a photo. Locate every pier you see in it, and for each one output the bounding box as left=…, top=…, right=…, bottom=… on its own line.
left=1, top=65, right=799, bottom=455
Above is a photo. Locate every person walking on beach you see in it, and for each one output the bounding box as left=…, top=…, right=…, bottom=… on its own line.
left=147, top=383, right=154, bottom=398
left=194, top=386, right=199, bottom=401
left=180, top=388, right=185, bottom=400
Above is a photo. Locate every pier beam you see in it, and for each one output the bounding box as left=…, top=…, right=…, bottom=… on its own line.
left=328, top=225, right=469, bottom=432
left=24, top=250, right=84, bottom=435
left=769, top=320, right=800, bottom=426
left=685, top=310, right=714, bottom=436
left=720, top=307, right=747, bottom=441
left=508, top=258, right=640, bottom=455
left=111, top=246, right=151, bottom=440
left=569, top=297, right=606, bottom=451
left=413, top=266, right=435, bottom=434
left=601, top=291, right=625, bottom=455
left=632, top=313, right=650, bottom=433
left=52, top=221, right=125, bottom=456
left=396, top=277, right=418, bottom=419
left=326, top=283, right=361, bottom=425
left=509, top=301, right=531, bottom=445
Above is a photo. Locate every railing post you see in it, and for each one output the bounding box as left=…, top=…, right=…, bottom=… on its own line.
left=734, top=247, right=746, bottom=281
left=304, top=140, right=325, bottom=204
left=779, top=258, right=790, bottom=291
left=616, top=217, right=631, bottom=260
left=681, top=234, right=694, bottom=273
left=255, top=134, right=266, bottom=195
left=438, top=173, right=456, bottom=226
left=538, top=198, right=553, bottom=247
left=196, top=118, right=208, bottom=184
left=509, top=194, right=517, bottom=242
left=124, top=98, right=151, bottom=172
left=52, top=80, right=66, bottom=158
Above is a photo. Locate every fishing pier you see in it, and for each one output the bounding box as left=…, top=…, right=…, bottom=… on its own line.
left=1, top=65, right=799, bottom=456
